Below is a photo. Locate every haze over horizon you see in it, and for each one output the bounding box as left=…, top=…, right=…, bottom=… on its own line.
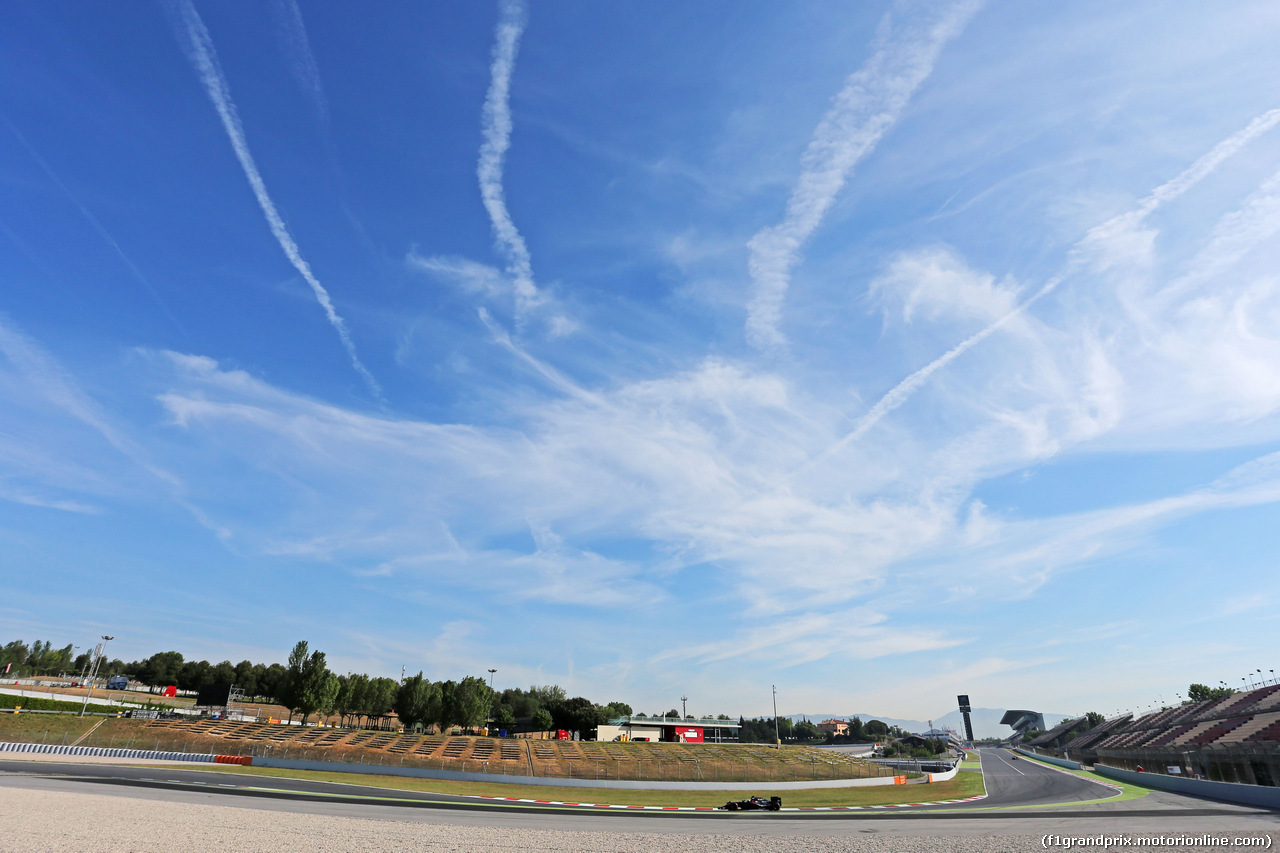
left=2, top=1, right=1277, bottom=721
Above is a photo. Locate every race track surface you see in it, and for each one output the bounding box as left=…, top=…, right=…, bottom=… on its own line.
left=1, top=747, right=1276, bottom=844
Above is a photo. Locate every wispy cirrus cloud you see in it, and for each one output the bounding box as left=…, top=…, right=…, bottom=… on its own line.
left=745, top=0, right=984, bottom=350
left=171, top=0, right=382, bottom=402
left=811, top=104, right=1280, bottom=468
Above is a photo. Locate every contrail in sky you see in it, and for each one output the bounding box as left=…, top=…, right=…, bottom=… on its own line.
left=478, top=0, right=544, bottom=321
left=745, top=0, right=983, bottom=351
left=1, top=112, right=188, bottom=338
left=173, top=0, right=383, bottom=401
left=810, top=106, right=1280, bottom=468
left=271, top=0, right=330, bottom=127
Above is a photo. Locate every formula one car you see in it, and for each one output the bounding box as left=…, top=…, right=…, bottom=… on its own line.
left=718, top=796, right=782, bottom=811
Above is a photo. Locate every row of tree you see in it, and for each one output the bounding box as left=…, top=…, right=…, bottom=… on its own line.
left=4, top=636, right=633, bottom=734
left=2, top=639, right=107, bottom=679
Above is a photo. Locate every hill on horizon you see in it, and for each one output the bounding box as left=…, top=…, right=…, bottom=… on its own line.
left=784, top=708, right=1073, bottom=741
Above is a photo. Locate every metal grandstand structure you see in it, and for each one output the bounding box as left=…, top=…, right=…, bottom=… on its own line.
left=1025, top=683, right=1280, bottom=787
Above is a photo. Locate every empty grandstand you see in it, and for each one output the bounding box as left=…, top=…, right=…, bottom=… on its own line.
left=1000, top=709, right=1046, bottom=745
left=1025, top=716, right=1090, bottom=750
left=1030, top=683, right=1280, bottom=786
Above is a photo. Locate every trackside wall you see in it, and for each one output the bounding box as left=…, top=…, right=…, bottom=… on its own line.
left=1015, top=748, right=1081, bottom=770
left=1094, top=764, right=1280, bottom=809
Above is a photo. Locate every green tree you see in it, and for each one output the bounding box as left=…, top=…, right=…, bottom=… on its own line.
left=396, top=673, right=442, bottom=732
left=233, top=660, right=259, bottom=698
left=794, top=720, right=820, bottom=741
left=604, top=701, right=632, bottom=718
left=177, top=660, right=213, bottom=692
left=136, top=651, right=184, bottom=688
left=435, top=680, right=458, bottom=732
left=210, top=660, right=236, bottom=687
left=291, top=648, right=337, bottom=725
left=532, top=708, right=554, bottom=731
left=1084, top=711, right=1106, bottom=728
left=278, top=641, right=309, bottom=722
left=864, top=720, right=889, bottom=738
left=1187, top=683, right=1234, bottom=702
left=336, top=673, right=366, bottom=727
left=453, top=676, right=491, bottom=733
left=366, top=677, right=398, bottom=725
left=493, top=704, right=517, bottom=730
left=529, top=684, right=566, bottom=707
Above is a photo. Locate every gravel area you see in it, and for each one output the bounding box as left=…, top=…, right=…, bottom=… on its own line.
left=2, top=787, right=1271, bottom=853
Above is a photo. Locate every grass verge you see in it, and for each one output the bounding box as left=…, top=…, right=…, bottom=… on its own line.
left=0, top=694, right=121, bottom=714
left=150, top=763, right=986, bottom=809
left=0, top=715, right=102, bottom=742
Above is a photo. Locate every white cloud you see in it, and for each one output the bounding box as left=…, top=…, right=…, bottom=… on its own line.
left=407, top=252, right=509, bottom=299
left=871, top=246, right=1020, bottom=325
left=745, top=0, right=984, bottom=350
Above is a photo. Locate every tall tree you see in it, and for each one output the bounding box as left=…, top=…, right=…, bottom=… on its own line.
left=453, top=676, right=491, bottom=733
left=291, top=648, right=337, bottom=725
left=396, top=673, right=442, bottom=732
left=278, top=641, right=309, bottom=723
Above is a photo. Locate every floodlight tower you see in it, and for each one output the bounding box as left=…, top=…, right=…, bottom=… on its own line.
left=79, top=636, right=114, bottom=717
left=772, top=685, right=781, bottom=748
left=681, top=695, right=688, bottom=718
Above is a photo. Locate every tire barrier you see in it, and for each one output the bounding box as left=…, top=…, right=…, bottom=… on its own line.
left=214, top=755, right=253, bottom=765
left=0, top=741, right=217, bottom=763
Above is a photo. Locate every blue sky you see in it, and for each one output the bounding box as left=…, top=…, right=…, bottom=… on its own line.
left=2, top=0, right=1278, bottom=721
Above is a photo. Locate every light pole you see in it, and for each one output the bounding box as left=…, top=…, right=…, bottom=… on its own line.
left=487, top=669, right=496, bottom=690
left=772, top=685, right=780, bottom=749
left=79, top=635, right=113, bottom=717
left=681, top=695, right=688, bottom=719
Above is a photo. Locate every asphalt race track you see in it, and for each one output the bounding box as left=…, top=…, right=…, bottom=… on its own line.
left=1, top=748, right=1277, bottom=843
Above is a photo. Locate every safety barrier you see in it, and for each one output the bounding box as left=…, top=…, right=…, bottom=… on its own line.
left=0, top=741, right=217, bottom=763
left=926, top=765, right=959, bottom=783
left=1015, top=748, right=1081, bottom=770
left=214, top=755, right=253, bottom=765
left=1094, top=764, right=1280, bottom=810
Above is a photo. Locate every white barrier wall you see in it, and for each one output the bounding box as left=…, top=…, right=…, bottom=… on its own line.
left=1015, top=748, right=1081, bottom=770
left=1094, top=764, right=1280, bottom=810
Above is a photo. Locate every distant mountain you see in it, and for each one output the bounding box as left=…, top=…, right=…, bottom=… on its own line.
left=785, top=708, right=1073, bottom=741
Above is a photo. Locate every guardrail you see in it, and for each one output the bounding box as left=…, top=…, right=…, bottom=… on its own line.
left=1014, top=748, right=1081, bottom=770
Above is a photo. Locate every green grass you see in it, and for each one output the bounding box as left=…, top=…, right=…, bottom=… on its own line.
left=0, top=694, right=122, bottom=714
left=0, top=714, right=101, bottom=743
left=152, top=763, right=986, bottom=809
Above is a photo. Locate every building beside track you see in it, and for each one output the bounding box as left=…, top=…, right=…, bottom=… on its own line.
left=597, top=716, right=740, bottom=743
